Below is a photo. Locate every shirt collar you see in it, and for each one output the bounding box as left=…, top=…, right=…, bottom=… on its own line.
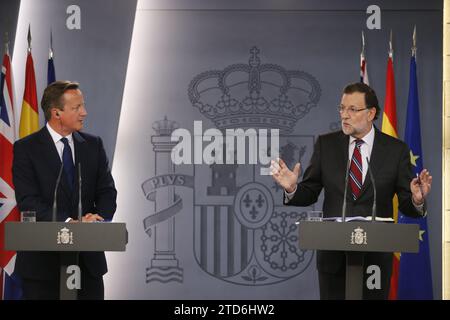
left=349, top=125, right=375, bottom=146
left=46, top=122, right=73, bottom=144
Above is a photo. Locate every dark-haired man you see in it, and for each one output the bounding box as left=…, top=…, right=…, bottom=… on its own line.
left=12, top=80, right=117, bottom=299
left=271, top=82, right=432, bottom=299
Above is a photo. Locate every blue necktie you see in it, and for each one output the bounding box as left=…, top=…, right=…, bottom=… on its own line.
left=61, top=137, right=75, bottom=189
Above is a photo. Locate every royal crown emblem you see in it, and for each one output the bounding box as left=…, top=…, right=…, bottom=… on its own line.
left=57, top=227, right=74, bottom=245
left=188, top=47, right=321, bottom=134
left=351, top=226, right=367, bottom=245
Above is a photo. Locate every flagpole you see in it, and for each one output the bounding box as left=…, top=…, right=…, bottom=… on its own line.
left=4, top=32, right=9, bottom=55
left=389, top=29, right=393, bottom=60
left=49, top=28, right=53, bottom=59
left=361, top=30, right=365, bottom=59
left=27, top=24, right=31, bottom=53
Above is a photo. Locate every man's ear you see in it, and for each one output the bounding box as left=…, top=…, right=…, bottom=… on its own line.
left=51, top=108, right=60, bottom=118
left=368, top=107, right=376, bottom=121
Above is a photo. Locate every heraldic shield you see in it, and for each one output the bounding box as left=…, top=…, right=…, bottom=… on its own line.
left=189, top=47, right=321, bottom=285
left=193, top=136, right=315, bottom=286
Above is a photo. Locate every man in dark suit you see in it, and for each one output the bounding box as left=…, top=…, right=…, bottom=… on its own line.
left=271, top=82, right=432, bottom=300
left=12, top=80, right=117, bottom=299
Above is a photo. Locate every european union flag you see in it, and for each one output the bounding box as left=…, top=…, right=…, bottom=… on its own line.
left=397, top=54, right=433, bottom=300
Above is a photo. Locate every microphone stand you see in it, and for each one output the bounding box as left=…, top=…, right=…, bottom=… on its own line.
left=341, top=159, right=351, bottom=223
left=366, top=157, right=377, bottom=222
left=52, top=163, right=64, bottom=222
left=77, top=163, right=82, bottom=222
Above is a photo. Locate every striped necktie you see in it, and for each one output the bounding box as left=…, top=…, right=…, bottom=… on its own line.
left=349, top=139, right=363, bottom=200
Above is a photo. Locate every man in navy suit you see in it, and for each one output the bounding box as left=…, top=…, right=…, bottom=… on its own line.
left=271, top=82, right=432, bottom=299
left=12, top=80, right=117, bottom=299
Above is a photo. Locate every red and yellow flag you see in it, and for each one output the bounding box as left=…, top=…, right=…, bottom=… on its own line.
left=382, top=54, right=400, bottom=300
left=382, top=57, right=398, bottom=138
left=19, top=51, right=38, bottom=138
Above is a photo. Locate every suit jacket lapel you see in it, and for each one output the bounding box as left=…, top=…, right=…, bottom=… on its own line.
left=38, top=127, right=72, bottom=198
left=359, top=128, right=387, bottom=197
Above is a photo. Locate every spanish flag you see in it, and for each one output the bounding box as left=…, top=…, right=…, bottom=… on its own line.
left=19, top=26, right=38, bottom=139
left=381, top=58, right=398, bottom=138
left=381, top=32, right=400, bottom=300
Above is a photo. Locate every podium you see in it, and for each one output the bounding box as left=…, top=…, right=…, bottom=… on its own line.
left=4, top=222, right=128, bottom=300
left=297, top=221, right=419, bottom=300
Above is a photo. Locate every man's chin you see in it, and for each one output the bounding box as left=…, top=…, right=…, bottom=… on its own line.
left=342, top=128, right=353, bottom=136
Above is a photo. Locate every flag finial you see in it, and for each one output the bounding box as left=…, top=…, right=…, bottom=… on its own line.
left=389, top=29, right=393, bottom=59
left=361, top=30, right=366, bottom=57
left=49, top=28, right=54, bottom=59
left=3, top=31, right=9, bottom=55
left=27, top=24, right=32, bottom=52
left=412, top=25, right=417, bottom=57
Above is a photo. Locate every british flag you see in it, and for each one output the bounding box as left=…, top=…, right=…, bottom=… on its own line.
left=0, top=46, right=22, bottom=299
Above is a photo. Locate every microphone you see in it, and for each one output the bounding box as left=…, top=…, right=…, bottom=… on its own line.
left=366, top=157, right=377, bottom=222
left=341, top=159, right=351, bottom=223
left=77, top=163, right=82, bottom=222
left=52, top=162, right=64, bottom=222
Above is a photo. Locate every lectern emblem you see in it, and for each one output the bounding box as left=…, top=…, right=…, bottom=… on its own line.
left=57, top=227, right=73, bottom=245
left=351, top=227, right=367, bottom=245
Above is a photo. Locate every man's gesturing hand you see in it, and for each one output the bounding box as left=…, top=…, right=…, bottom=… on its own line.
left=270, top=158, right=301, bottom=193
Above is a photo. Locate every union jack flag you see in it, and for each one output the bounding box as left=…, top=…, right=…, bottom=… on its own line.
left=0, top=45, right=22, bottom=299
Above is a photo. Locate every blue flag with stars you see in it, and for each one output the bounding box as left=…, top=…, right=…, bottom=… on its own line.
left=397, top=54, right=433, bottom=300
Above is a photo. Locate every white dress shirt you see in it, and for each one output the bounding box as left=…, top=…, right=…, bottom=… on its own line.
left=46, top=122, right=75, bottom=164
left=348, top=125, right=375, bottom=185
